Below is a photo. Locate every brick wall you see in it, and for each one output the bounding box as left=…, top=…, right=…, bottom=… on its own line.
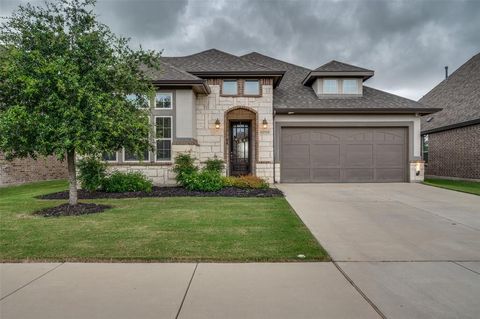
left=425, top=124, right=480, bottom=179
left=0, top=153, right=68, bottom=186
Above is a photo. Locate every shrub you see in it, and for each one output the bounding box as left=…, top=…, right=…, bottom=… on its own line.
left=77, top=157, right=107, bottom=191
left=101, top=171, right=153, bottom=193
left=204, top=158, right=225, bottom=174
left=223, top=175, right=269, bottom=189
left=185, top=170, right=224, bottom=192
left=173, top=153, right=198, bottom=186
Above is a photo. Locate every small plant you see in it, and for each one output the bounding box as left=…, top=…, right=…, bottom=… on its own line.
left=223, top=175, right=269, bottom=189
left=101, top=171, right=153, bottom=193
left=204, top=158, right=225, bottom=174
left=185, top=170, right=224, bottom=192
left=173, top=153, right=198, bottom=186
left=77, top=157, right=107, bottom=191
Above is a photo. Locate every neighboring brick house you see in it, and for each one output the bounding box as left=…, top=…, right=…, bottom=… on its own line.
left=419, top=53, right=480, bottom=180
left=103, top=49, right=439, bottom=184
left=0, top=153, right=68, bottom=186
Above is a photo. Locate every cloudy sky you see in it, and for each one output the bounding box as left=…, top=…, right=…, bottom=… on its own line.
left=2, top=0, right=479, bottom=100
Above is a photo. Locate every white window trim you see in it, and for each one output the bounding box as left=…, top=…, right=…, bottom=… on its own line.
left=323, top=79, right=339, bottom=94
left=154, top=115, right=173, bottom=162
left=154, top=92, right=173, bottom=110
left=244, top=79, right=260, bottom=96
left=102, top=151, right=118, bottom=163
left=122, top=148, right=150, bottom=163
left=342, top=79, right=358, bottom=94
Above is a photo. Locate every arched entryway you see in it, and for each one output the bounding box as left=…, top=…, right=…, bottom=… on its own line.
left=225, top=107, right=257, bottom=176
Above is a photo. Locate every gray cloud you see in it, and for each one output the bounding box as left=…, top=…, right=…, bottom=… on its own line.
left=2, top=0, right=479, bottom=99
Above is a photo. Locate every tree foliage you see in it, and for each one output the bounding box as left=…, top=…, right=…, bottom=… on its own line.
left=0, top=0, right=161, bottom=204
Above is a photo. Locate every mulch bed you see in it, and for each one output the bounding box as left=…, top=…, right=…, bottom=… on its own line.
left=38, top=186, right=284, bottom=200
left=34, top=203, right=112, bottom=217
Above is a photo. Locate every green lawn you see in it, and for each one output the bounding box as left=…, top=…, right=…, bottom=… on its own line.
left=423, top=178, right=480, bottom=196
left=0, top=180, right=328, bottom=262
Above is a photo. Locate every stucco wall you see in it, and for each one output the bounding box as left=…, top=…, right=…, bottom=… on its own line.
left=0, top=153, right=68, bottom=186
left=425, top=124, right=480, bottom=180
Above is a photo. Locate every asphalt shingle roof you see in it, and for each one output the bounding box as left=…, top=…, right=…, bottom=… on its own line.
left=162, top=49, right=279, bottom=73
left=143, top=60, right=202, bottom=81
left=241, top=52, right=432, bottom=112
left=314, top=60, right=373, bottom=72
left=420, top=53, right=480, bottom=133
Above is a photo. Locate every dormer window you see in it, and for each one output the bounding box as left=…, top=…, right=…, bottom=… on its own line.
left=342, top=79, right=358, bottom=94
left=323, top=79, right=338, bottom=94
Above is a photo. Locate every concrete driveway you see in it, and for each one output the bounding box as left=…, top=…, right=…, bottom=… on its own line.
left=278, top=183, right=480, bottom=319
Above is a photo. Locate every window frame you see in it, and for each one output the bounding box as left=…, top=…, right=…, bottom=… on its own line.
left=126, top=93, right=150, bottom=109
left=122, top=147, right=150, bottom=163
left=422, top=134, right=429, bottom=163
left=244, top=79, right=261, bottom=96
left=323, top=79, right=339, bottom=94
left=154, top=115, right=173, bottom=162
left=221, top=79, right=238, bottom=96
left=102, top=151, right=118, bottom=163
left=154, top=92, right=173, bottom=110
left=342, top=79, right=358, bottom=94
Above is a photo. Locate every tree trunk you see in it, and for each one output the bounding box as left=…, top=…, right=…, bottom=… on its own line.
left=67, top=149, right=78, bottom=206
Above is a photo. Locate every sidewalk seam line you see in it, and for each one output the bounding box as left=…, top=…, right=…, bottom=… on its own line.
left=333, top=261, right=387, bottom=319
left=453, top=261, right=480, bottom=275
left=175, top=262, right=198, bottom=319
left=0, top=262, right=65, bottom=301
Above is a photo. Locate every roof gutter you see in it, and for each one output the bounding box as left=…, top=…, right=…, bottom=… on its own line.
left=302, top=71, right=375, bottom=86
left=151, top=80, right=211, bottom=94
left=189, top=71, right=286, bottom=88
left=421, top=118, right=480, bottom=134
left=275, top=107, right=442, bottom=115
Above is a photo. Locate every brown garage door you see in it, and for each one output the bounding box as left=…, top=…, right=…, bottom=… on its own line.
left=281, top=127, right=407, bottom=182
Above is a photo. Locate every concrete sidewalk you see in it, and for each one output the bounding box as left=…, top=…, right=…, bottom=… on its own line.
left=1, top=262, right=380, bottom=319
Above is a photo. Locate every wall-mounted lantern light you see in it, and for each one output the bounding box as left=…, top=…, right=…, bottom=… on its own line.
left=262, top=118, right=268, bottom=129
left=215, top=118, right=221, bottom=129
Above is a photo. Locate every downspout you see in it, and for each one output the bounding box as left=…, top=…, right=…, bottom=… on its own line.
left=272, top=109, right=276, bottom=183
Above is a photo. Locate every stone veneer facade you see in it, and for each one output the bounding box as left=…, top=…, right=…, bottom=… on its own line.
left=424, top=124, right=480, bottom=180
left=196, top=79, right=274, bottom=182
left=0, top=153, right=68, bottom=186
left=107, top=79, right=275, bottom=185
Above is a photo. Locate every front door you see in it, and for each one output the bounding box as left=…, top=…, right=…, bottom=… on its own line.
left=230, top=121, right=251, bottom=176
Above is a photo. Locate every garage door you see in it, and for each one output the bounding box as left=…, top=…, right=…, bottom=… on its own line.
left=281, top=127, right=407, bottom=182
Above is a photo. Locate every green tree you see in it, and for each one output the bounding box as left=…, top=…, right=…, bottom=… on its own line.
left=0, top=0, right=160, bottom=205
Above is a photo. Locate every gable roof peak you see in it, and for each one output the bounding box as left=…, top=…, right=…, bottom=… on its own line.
left=314, top=60, right=373, bottom=73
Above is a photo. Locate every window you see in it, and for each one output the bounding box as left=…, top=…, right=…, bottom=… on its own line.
left=126, top=94, right=149, bottom=108
left=155, top=92, right=172, bottom=109
left=244, top=80, right=260, bottom=95
left=422, top=134, right=429, bottom=163
left=222, top=80, right=237, bottom=95
left=102, top=151, right=117, bottom=162
left=123, top=148, right=150, bottom=162
left=323, top=79, right=338, bottom=94
left=155, top=116, right=172, bottom=161
left=343, top=79, right=358, bottom=94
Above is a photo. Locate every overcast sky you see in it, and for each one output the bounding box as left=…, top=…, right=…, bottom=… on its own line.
left=2, top=0, right=479, bottom=100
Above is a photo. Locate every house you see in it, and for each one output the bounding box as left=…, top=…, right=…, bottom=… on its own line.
left=0, top=153, right=67, bottom=186
left=419, top=53, right=480, bottom=180
left=105, top=49, right=440, bottom=184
